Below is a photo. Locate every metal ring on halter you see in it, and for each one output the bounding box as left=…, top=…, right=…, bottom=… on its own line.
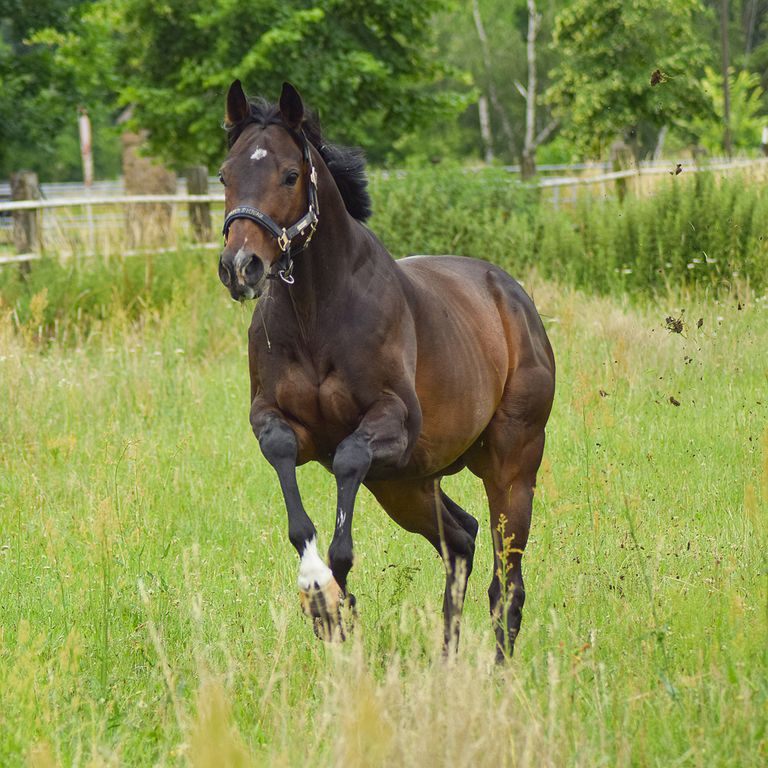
left=278, top=262, right=295, bottom=285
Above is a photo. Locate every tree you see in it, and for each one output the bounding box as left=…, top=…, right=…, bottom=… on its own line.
left=546, top=0, right=710, bottom=158
left=686, top=65, right=766, bottom=151
left=519, top=0, right=558, bottom=177
left=111, top=0, right=469, bottom=168
left=0, top=0, right=122, bottom=180
left=439, top=0, right=561, bottom=165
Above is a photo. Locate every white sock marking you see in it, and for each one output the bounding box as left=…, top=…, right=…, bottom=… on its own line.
left=298, top=537, right=333, bottom=591
left=250, top=147, right=267, bottom=161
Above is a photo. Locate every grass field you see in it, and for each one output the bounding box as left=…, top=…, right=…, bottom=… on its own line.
left=1, top=254, right=766, bottom=766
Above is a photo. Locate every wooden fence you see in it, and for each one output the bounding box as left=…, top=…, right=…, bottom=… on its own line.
left=2, top=157, right=767, bottom=266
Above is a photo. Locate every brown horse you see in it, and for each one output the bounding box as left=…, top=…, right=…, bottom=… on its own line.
left=218, top=81, right=555, bottom=661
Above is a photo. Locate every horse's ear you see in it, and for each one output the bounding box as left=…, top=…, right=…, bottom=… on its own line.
left=279, top=82, right=304, bottom=130
left=226, top=79, right=250, bottom=126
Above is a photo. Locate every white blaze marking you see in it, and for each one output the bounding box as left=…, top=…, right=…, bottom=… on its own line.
left=234, top=246, right=250, bottom=272
left=336, top=508, right=346, bottom=530
left=250, top=147, right=268, bottom=161
left=298, top=537, right=333, bottom=591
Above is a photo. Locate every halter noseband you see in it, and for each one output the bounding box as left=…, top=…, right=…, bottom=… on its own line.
left=221, top=129, right=319, bottom=285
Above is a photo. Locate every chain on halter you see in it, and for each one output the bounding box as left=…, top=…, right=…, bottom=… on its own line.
left=222, top=130, right=319, bottom=285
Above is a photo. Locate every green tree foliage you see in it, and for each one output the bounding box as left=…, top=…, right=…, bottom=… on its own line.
left=432, top=0, right=561, bottom=164
left=686, top=66, right=766, bottom=152
left=546, top=0, right=711, bottom=157
left=0, top=0, right=121, bottom=180
left=114, top=0, right=469, bottom=168
left=5, top=0, right=768, bottom=180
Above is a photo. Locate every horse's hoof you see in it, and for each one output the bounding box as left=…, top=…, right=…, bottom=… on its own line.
left=299, top=577, right=346, bottom=642
left=312, top=615, right=346, bottom=643
left=298, top=581, right=359, bottom=643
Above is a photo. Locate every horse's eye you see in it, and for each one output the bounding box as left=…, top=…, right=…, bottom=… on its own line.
left=218, top=171, right=226, bottom=186
left=284, top=170, right=300, bottom=187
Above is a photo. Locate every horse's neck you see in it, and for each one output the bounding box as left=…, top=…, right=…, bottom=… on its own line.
left=276, top=192, right=390, bottom=317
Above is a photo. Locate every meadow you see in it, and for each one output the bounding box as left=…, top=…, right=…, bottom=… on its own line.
left=1, top=184, right=767, bottom=765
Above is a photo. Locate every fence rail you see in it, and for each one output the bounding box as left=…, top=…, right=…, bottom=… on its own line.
left=2, top=157, right=767, bottom=266
left=0, top=193, right=222, bottom=213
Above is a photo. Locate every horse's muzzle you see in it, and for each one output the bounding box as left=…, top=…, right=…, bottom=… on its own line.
left=219, top=248, right=266, bottom=301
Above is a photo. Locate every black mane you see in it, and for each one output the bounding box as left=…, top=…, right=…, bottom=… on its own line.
left=226, top=99, right=372, bottom=222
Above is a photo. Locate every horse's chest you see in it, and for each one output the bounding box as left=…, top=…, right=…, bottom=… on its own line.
left=274, top=365, right=359, bottom=434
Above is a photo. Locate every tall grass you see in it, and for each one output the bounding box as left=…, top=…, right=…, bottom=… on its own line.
left=370, top=165, right=768, bottom=295
left=2, top=167, right=768, bottom=344
left=1, top=255, right=766, bottom=764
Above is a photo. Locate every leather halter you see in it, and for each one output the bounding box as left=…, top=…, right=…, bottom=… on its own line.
left=221, top=129, right=319, bottom=285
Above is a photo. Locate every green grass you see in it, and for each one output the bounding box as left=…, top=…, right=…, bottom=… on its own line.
left=0, top=256, right=767, bottom=766
left=370, top=166, right=768, bottom=295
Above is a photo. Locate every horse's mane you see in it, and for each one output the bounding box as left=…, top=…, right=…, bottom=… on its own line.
left=226, top=99, right=372, bottom=222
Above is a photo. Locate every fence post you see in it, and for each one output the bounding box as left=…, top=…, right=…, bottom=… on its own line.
left=187, top=165, right=211, bottom=242
left=610, top=141, right=633, bottom=203
left=11, top=171, right=41, bottom=271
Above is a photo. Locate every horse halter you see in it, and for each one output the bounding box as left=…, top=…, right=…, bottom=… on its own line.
left=221, top=129, right=319, bottom=285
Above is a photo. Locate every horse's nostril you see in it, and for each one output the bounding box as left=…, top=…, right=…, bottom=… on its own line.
left=218, top=258, right=231, bottom=286
left=245, top=255, right=263, bottom=282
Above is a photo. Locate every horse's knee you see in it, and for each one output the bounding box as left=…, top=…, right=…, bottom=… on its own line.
left=257, top=419, right=297, bottom=466
left=332, top=435, right=372, bottom=484
left=441, top=491, right=479, bottom=542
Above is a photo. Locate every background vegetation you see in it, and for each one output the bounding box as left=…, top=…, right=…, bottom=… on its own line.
left=3, top=0, right=768, bottom=179
left=3, top=168, right=767, bottom=338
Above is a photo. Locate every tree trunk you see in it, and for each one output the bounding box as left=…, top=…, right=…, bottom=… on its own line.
left=472, top=0, right=515, bottom=152
left=477, top=95, right=494, bottom=163
left=521, top=0, right=539, bottom=179
left=745, top=0, right=758, bottom=57
left=721, top=0, right=732, bottom=157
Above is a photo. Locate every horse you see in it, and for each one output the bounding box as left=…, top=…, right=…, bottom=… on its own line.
left=217, top=81, right=555, bottom=661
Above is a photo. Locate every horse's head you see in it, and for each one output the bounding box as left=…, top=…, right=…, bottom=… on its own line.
left=218, top=80, right=317, bottom=300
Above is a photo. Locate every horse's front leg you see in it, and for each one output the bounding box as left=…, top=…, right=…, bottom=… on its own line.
left=251, top=406, right=344, bottom=633
left=327, top=393, right=415, bottom=629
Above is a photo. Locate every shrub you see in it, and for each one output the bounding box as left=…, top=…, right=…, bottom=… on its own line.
left=370, top=167, right=768, bottom=295
left=2, top=166, right=767, bottom=342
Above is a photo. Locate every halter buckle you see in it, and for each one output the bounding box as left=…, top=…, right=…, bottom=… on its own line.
left=277, top=229, right=291, bottom=252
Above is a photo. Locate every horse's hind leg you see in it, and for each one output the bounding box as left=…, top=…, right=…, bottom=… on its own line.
left=440, top=489, right=479, bottom=541
left=467, top=355, right=552, bottom=662
left=477, top=426, right=546, bottom=663
left=368, top=479, right=476, bottom=654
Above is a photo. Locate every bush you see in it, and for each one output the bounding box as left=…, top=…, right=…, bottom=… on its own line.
left=0, top=249, right=216, bottom=342
left=2, top=166, right=767, bottom=342
left=370, top=167, right=768, bottom=295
